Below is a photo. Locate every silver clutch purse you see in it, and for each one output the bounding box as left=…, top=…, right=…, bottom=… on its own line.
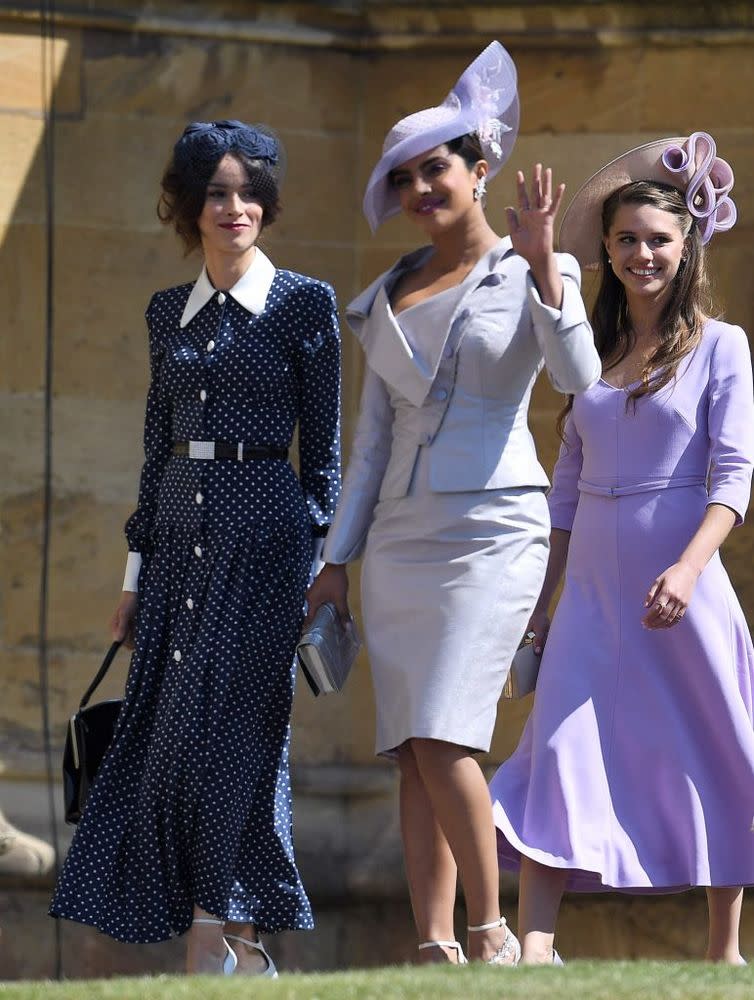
left=296, top=602, right=361, bottom=697
left=502, top=632, right=541, bottom=700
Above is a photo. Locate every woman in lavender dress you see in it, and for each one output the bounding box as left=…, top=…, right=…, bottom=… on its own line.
left=489, top=132, right=754, bottom=964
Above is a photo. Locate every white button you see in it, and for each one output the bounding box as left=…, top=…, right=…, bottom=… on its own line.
left=199, top=389, right=207, bottom=402
left=186, top=597, right=194, bottom=610
left=195, top=492, right=203, bottom=504
left=207, top=340, right=215, bottom=352
left=194, top=545, right=202, bottom=558
left=217, top=292, right=226, bottom=305
left=173, top=649, right=182, bottom=662
left=433, top=388, right=448, bottom=401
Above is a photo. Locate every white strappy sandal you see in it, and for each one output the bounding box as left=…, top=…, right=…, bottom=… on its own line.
left=224, top=932, right=279, bottom=978
left=467, top=916, right=521, bottom=965
left=191, top=917, right=237, bottom=975
left=417, top=939, right=468, bottom=965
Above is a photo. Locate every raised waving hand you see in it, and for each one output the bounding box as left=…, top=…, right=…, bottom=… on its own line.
left=506, top=163, right=566, bottom=307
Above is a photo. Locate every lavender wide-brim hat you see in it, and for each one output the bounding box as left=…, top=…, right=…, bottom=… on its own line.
left=559, top=131, right=737, bottom=270
left=363, top=41, right=519, bottom=233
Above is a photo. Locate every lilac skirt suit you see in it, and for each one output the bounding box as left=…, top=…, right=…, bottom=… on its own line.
left=490, top=321, right=754, bottom=891
left=323, top=239, right=601, bottom=757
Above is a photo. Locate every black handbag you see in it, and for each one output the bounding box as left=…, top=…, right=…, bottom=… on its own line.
left=62, top=641, right=125, bottom=825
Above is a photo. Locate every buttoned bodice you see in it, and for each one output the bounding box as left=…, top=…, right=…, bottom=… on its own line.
left=322, top=239, right=602, bottom=564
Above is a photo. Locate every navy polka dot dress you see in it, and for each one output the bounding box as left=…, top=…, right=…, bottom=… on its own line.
left=50, top=265, right=341, bottom=943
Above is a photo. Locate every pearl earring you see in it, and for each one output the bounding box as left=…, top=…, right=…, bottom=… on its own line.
left=473, top=175, right=487, bottom=201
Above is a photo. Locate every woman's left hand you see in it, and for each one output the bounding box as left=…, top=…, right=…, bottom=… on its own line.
left=505, top=163, right=565, bottom=268
left=642, top=561, right=698, bottom=629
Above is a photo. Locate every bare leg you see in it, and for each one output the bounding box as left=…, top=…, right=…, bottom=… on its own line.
left=706, top=886, right=745, bottom=964
left=398, top=743, right=459, bottom=963
left=409, top=738, right=512, bottom=962
left=186, top=904, right=230, bottom=974
left=518, top=856, right=568, bottom=964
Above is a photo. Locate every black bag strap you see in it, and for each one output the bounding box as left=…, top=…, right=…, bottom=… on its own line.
left=79, top=641, right=123, bottom=709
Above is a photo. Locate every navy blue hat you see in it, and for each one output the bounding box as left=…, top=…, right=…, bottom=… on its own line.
left=173, top=119, right=281, bottom=183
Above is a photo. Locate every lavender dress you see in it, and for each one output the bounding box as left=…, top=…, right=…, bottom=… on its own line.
left=490, top=321, right=754, bottom=891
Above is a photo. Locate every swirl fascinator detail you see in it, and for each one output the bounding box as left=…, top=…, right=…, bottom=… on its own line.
left=559, top=130, right=737, bottom=269
left=660, top=132, right=736, bottom=244
left=363, top=41, right=519, bottom=232
left=173, top=119, right=285, bottom=185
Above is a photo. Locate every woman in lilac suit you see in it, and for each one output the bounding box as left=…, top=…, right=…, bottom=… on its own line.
left=489, top=132, right=754, bottom=964
left=306, top=43, right=599, bottom=966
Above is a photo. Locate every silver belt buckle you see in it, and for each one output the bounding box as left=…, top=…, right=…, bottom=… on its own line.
left=188, top=440, right=215, bottom=460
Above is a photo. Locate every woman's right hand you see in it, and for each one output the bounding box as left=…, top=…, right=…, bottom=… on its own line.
left=505, top=163, right=565, bottom=268
left=526, top=607, right=551, bottom=656
left=304, top=563, right=350, bottom=627
left=109, top=591, right=138, bottom=649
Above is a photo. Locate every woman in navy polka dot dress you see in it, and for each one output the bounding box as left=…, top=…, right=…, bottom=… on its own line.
left=49, top=121, right=341, bottom=976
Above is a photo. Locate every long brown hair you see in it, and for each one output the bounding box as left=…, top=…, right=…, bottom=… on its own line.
left=557, top=180, right=713, bottom=439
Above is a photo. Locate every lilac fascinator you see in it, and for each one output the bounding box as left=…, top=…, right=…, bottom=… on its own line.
left=559, top=130, right=738, bottom=269
left=363, top=41, right=519, bottom=233
left=661, top=132, right=736, bottom=245
left=173, top=119, right=282, bottom=183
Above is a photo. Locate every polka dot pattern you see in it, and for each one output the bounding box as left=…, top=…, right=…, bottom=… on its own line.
left=49, top=269, right=341, bottom=944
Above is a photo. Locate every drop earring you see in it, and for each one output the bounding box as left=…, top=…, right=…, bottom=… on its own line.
left=473, top=175, right=487, bottom=202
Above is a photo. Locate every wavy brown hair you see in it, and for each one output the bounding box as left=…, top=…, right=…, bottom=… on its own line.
left=557, top=180, right=713, bottom=439
left=158, top=151, right=281, bottom=255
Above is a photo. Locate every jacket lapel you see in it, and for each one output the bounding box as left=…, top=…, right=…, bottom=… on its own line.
left=346, top=238, right=515, bottom=407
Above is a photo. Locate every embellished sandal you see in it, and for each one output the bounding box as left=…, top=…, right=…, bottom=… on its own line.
left=467, top=916, right=521, bottom=965
left=417, top=940, right=468, bottom=965
left=191, top=916, right=237, bottom=975
left=224, top=932, right=279, bottom=978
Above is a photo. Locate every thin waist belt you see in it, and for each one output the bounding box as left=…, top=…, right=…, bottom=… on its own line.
left=172, top=441, right=289, bottom=461
left=578, top=475, right=706, bottom=498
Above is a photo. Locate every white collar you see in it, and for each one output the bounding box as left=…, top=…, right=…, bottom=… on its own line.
left=180, top=248, right=276, bottom=328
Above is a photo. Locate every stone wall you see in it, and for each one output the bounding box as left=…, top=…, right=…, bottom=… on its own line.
left=1, top=0, right=753, bottom=977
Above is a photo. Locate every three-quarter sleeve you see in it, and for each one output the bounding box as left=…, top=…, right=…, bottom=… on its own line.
left=527, top=252, right=601, bottom=395
left=706, top=325, right=754, bottom=525
left=298, top=282, right=342, bottom=536
left=124, top=295, right=173, bottom=560
left=547, top=411, right=585, bottom=532
left=322, top=366, right=394, bottom=564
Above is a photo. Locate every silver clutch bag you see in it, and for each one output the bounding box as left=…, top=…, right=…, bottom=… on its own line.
left=502, top=632, right=541, bottom=700
left=296, top=602, right=361, bottom=697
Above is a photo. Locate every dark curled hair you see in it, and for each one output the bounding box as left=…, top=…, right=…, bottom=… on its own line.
left=158, top=151, right=281, bottom=255
left=445, top=132, right=485, bottom=168
left=556, top=179, right=712, bottom=439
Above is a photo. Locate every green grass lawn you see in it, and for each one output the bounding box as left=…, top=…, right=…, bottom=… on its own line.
left=1, top=963, right=752, bottom=1000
